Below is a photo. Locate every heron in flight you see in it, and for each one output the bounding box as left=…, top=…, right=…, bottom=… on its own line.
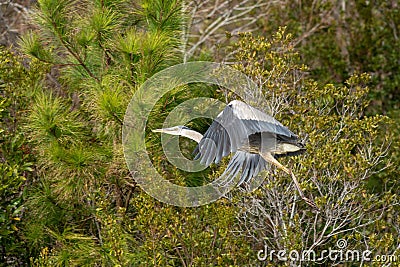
left=153, top=100, right=315, bottom=207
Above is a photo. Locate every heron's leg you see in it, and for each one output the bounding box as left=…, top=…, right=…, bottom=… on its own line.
left=261, top=152, right=317, bottom=209
left=290, top=172, right=318, bottom=209
left=260, top=152, right=291, bottom=174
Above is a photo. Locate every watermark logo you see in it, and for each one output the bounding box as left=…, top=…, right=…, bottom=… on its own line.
left=122, top=62, right=270, bottom=207
left=257, top=239, right=397, bottom=264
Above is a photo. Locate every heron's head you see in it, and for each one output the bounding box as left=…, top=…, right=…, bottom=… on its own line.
left=152, top=125, right=189, bottom=136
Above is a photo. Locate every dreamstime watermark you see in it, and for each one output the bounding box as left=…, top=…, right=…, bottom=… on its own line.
left=122, top=62, right=273, bottom=207
left=257, top=239, right=398, bottom=264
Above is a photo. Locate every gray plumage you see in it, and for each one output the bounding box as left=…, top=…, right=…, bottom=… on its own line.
left=154, top=100, right=306, bottom=187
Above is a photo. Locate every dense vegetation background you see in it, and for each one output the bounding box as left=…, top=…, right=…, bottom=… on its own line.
left=1, top=0, right=399, bottom=266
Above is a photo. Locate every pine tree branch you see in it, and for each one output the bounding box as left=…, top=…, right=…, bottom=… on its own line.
left=49, top=21, right=100, bottom=82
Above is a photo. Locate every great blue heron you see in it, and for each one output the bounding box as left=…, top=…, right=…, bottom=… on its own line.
left=153, top=100, right=315, bottom=207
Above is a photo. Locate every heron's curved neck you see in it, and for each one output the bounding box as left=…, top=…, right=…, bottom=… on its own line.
left=180, top=129, right=203, bottom=143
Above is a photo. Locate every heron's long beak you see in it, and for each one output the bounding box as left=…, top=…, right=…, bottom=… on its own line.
left=152, top=128, right=165, bottom=133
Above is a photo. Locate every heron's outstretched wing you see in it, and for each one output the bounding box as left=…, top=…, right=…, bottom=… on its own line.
left=215, top=151, right=267, bottom=187
left=194, top=100, right=296, bottom=166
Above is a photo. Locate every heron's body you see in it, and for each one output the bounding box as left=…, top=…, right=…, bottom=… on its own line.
left=154, top=100, right=306, bottom=185
left=153, top=100, right=316, bottom=208
left=241, top=132, right=305, bottom=157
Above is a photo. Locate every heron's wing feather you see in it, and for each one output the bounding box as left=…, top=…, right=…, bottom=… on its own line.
left=221, top=154, right=243, bottom=187
left=239, top=153, right=267, bottom=185
left=214, top=151, right=266, bottom=186
left=238, top=153, right=253, bottom=185
left=194, top=100, right=295, bottom=166
left=230, top=100, right=295, bottom=137
left=217, top=151, right=267, bottom=187
left=193, top=104, right=238, bottom=165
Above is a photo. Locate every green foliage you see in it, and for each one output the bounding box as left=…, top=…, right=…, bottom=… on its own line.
left=129, top=193, right=254, bottom=266
left=2, top=0, right=398, bottom=265
left=16, top=0, right=252, bottom=265
left=0, top=47, right=47, bottom=265
left=135, top=0, right=184, bottom=33
left=226, top=29, right=398, bottom=266
left=259, top=1, right=399, bottom=107
left=251, top=2, right=400, bottom=190
left=28, top=92, right=86, bottom=146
